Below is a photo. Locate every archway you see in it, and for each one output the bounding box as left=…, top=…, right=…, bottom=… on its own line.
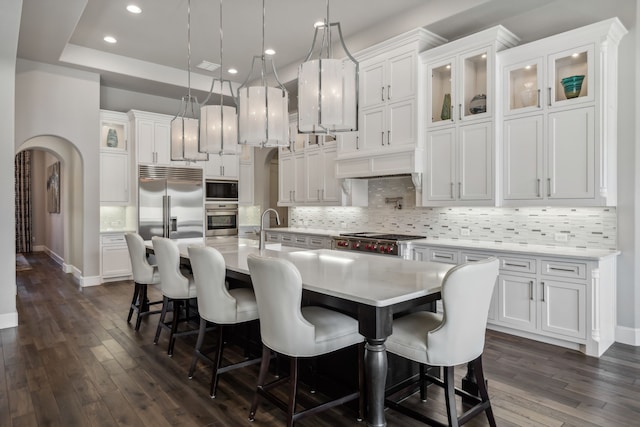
left=16, top=136, right=84, bottom=274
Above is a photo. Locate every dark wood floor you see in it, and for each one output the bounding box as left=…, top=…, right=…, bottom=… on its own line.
left=4, top=252, right=640, bottom=426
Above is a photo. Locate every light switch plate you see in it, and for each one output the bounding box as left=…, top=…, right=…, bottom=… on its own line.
left=460, top=228, right=471, bottom=236
left=554, top=233, right=569, bottom=242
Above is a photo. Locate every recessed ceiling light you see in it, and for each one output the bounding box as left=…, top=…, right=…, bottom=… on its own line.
left=228, top=68, right=238, bottom=74
left=104, top=36, right=117, bottom=44
left=265, top=48, right=276, bottom=56
left=126, top=4, right=142, bottom=14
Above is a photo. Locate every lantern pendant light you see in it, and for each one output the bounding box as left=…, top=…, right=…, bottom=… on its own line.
left=298, top=0, right=358, bottom=135
left=199, top=0, right=238, bottom=156
left=237, top=0, right=289, bottom=147
left=171, top=0, right=208, bottom=161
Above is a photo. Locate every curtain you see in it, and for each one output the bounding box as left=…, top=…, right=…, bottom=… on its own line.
left=15, top=150, right=32, bottom=253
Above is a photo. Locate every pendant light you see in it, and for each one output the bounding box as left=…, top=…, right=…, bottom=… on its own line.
left=298, top=0, right=358, bottom=134
left=171, top=0, right=208, bottom=162
left=199, top=0, right=238, bottom=156
left=237, top=0, right=289, bottom=147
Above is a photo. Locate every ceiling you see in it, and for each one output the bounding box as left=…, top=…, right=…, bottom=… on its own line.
left=16, top=0, right=635, bottom=105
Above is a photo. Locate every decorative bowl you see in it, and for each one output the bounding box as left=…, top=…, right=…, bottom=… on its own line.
left=561, top=75, right=585, bottom=99
left=469, top=94, right=486, bottom=114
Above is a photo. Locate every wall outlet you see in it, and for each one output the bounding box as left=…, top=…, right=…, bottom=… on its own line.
left=460, top=228, right=471, bottom=236
left=554, top=233, right=569, bottom=242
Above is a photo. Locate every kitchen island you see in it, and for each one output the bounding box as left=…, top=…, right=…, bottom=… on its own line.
left=147, top=237, right=454, bottom=427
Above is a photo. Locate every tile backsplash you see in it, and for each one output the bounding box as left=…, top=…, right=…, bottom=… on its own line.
left=289, top=176, right=617, bottom=250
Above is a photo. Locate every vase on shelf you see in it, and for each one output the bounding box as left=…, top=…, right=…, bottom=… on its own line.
left=440, top=93, right=451, bottom=121
left=106, top=128, right=118, bottom=148
left=520, top=82, right=535, bottom=107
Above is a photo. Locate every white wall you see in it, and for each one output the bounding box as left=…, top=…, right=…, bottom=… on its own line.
left=100, top=86, right=181, bottom=116
left=43, top=152, right=64, bottom=259
left=15, top=60, right=101, bottom=285
left=0, top=0, right=22, bottom=328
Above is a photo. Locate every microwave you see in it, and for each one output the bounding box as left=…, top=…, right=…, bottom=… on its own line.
left=205, top=179, right=238, bottom=202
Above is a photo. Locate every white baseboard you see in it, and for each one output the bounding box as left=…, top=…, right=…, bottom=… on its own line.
left=33, top=245, right=46, bottom=252
left=80, top=275, right=103, bottom=287
left=0, top=311, right=18, bottom=329
left=43, top=247, right=64, bottom=265
left=615, top=325, right=640, bottom=346
left=63, top=262, right=74, bottom=274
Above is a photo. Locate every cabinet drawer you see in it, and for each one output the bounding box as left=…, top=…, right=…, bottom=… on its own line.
left=265, top=232, right=281, bottom=243
left=428, top=248, right=459, bottom=264
left=541, top=260, right=587, bottom=280
left=280, top=234, right=294, bottom=245
left=294, top=235, right=309, bottom=246
left=500, top=256, right=536, bottom=274
left=461, top=251, right=494, bottom=263
left=101, top=234, right=126, bottom=245
left=308, top=237, right=329, bottom=249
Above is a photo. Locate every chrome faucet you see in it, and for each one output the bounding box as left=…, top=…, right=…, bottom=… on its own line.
left=259, top=208, right=281, bottom=250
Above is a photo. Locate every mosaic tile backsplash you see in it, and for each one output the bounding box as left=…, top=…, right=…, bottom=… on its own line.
left=289, top=176, right=617, bottom=250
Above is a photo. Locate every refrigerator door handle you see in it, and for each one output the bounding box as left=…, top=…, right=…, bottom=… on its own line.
left=166, top=195, right=172, bottom=236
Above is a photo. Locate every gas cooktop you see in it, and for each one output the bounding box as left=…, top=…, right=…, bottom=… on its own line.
left=338, top=232, right=426, bottom=241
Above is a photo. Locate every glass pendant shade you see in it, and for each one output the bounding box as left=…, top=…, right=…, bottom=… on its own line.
left=238, top=85, right=289, bottom=147
left=171, top=97, right=208, bottom=161
left=298, top=58, right=357, bottom=133
left=200, top=104, right=238, bottom=155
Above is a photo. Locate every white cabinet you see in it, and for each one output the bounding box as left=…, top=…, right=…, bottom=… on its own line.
left=265, top=230, right=333, bottom=250
left=101, top=233, right=132, bottom=280
left=129, top=110, right=172, bottom=165
left=403, top=241, right=616, bottom=357
left=100, top=152, right=130, bottom=204
left=499, top=18, right=626, bottom=206
left=278, top=152, right=305, bottom=206
left=336, top=28, right=445, bottom=179
left=238, top=145, right=254, bottom=206
left=421, top=26, right=518, bottom=207
left=205, top=155, right=239, bottom=179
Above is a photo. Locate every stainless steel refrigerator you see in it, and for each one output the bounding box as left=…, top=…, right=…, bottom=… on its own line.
left=138, top=165, right=204, bottom=240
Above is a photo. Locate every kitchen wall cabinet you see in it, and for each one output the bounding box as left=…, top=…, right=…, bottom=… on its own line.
left=100, top=110, right=131, bottom=205
left=402, top=241, right=616, bottom=357
left=204, top=154, right=239, bottom=179
left=101, top=233, right=132, bottom=281
left=420, top=26, right=518, bottom=207
left=336, top=28, right=445, bottom=179
left=238, top=145, right=254, bottom=205
left=498, top=18, right=626, bottom=206
left=128, top=110, right=172, bottom=165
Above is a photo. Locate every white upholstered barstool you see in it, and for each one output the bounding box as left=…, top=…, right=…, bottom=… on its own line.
left=187, top=245, right=261, bottom=398
left=385, top=257, right=500, bottom=427
left=246, top=254, right=364, bottom=427
left=151, top=236, right=199, bottom=356
left=124, top=232, right=163, bottom=331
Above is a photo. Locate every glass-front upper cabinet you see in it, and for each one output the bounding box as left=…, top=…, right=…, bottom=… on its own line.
left=503, top=44, right=594, bottom=116
left=427, top=47, right=490, bottom=127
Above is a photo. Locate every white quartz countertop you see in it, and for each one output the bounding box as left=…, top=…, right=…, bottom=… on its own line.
left=264, top=227, right=343, bottom=237
left=401, top=238, right=620, bottom=260
left=148, top=237, right=453, bottom=307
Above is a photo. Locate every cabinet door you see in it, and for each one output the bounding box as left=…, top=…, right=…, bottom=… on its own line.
left=137, top=120, right=155, bottom=164
left=293, top=154, right=306, bottom=202
left=101, top=245, right=132, bottom=278
left=322, top=148, right=339, bottom=203
left=459, top=122, right=492, bottom=201
left=222, top=155, right=239, bottom=179
left=539, top=279, right=586, bottom=339
left=305, top=149, right=323, bottom=202
left=387, top=50, right=415, bottom=101
left=410, top=247, right=430, bottom=262
left=498, top=274, right=536, bottom=331
left=154, top=121, right=171, bottom=165
left=503, top=115, right=544, bottom=200
left=425, top=127, right=456, bottom=202
left=547, top=107, right=594, bottom=199
left=238, top=162, right=254, bottom=205
left=460, top=47, right=491, bottom=121
left=278, top=155, right=295, bottom=205
left=205, top=156, right=224, bottom=178
left=360, top=108, right=385, bottom=151
left=100, top=152, right=129, bottom=204
left=360, top=59, right=386, bottom=109
left=427, top=58, right=455, bottom=127
left=503, top=57, right=543, bottom=116
left=387, top=99, right=416, bottom=147
left=337, top=131, right=359, bottom=154
left=548, top=44, right=594, bottom=108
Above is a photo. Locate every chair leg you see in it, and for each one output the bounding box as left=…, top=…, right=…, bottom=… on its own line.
left=210, top=325, right=225, bottom=398
left=168, top=299, right=182, bottom=356
left=287, top=357, right=299, bottom=427
left=188, top=317, right=208, bottom=379
left=127, top=283, right=140, bottom=323
left=154, top=296, right=170, bottom=344
left=249, top=345, right=272, bottom=421
left=419, top=364, right=427, bottom=402
left=134, top=284, right=149, bottom=331
left=443, top=366, right=459, bottom=427
left=357, top=342, right=365, bottom=422
left=473, top=356, right=496, bottom=427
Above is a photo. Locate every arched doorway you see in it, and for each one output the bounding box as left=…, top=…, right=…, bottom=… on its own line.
left=254, top=147, right=287, bottom=227
left=16, top=136, right=84, bottom=274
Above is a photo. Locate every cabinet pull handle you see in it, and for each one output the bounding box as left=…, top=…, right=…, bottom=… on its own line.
left=458, top=182, right=461, bottom=199
left=529, top=280, right=534, bottom=300
left=387, top=85, right=391, bottom=100
left=547, top=178, right=551, bottom=197
left=381, top=86, right=385, bottom=101
left=434, top=254, right=453, bottom=260
left=549, top=266, right=577, bottom=273
left=537, top=89, right=541, bottom=108
left=387, top=130, right=391, bottom=144
left=458, top=103, right=462, bottom=121
left=450, top=105, right=454, bottom=122
left=548, top=87, right=552, bottom=107
left=381, top=131, right=385, bottom=146
left=450, top=182, right=454, bottom=199
left=537, top=178, right=541, bottom=197
left=356, top=135, right=359, bottom=150
left=504, top=261, right=528, bottom=268
left=541, top=281, right=545, bottom=302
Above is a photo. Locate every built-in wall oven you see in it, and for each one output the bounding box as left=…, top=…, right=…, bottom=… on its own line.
left=205, top=204, right=238, bottom=237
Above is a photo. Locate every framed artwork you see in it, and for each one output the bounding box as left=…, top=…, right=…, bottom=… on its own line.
left=100, top=121, right=126, bottom=150
left=46, top=161, right=60, bottom=213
